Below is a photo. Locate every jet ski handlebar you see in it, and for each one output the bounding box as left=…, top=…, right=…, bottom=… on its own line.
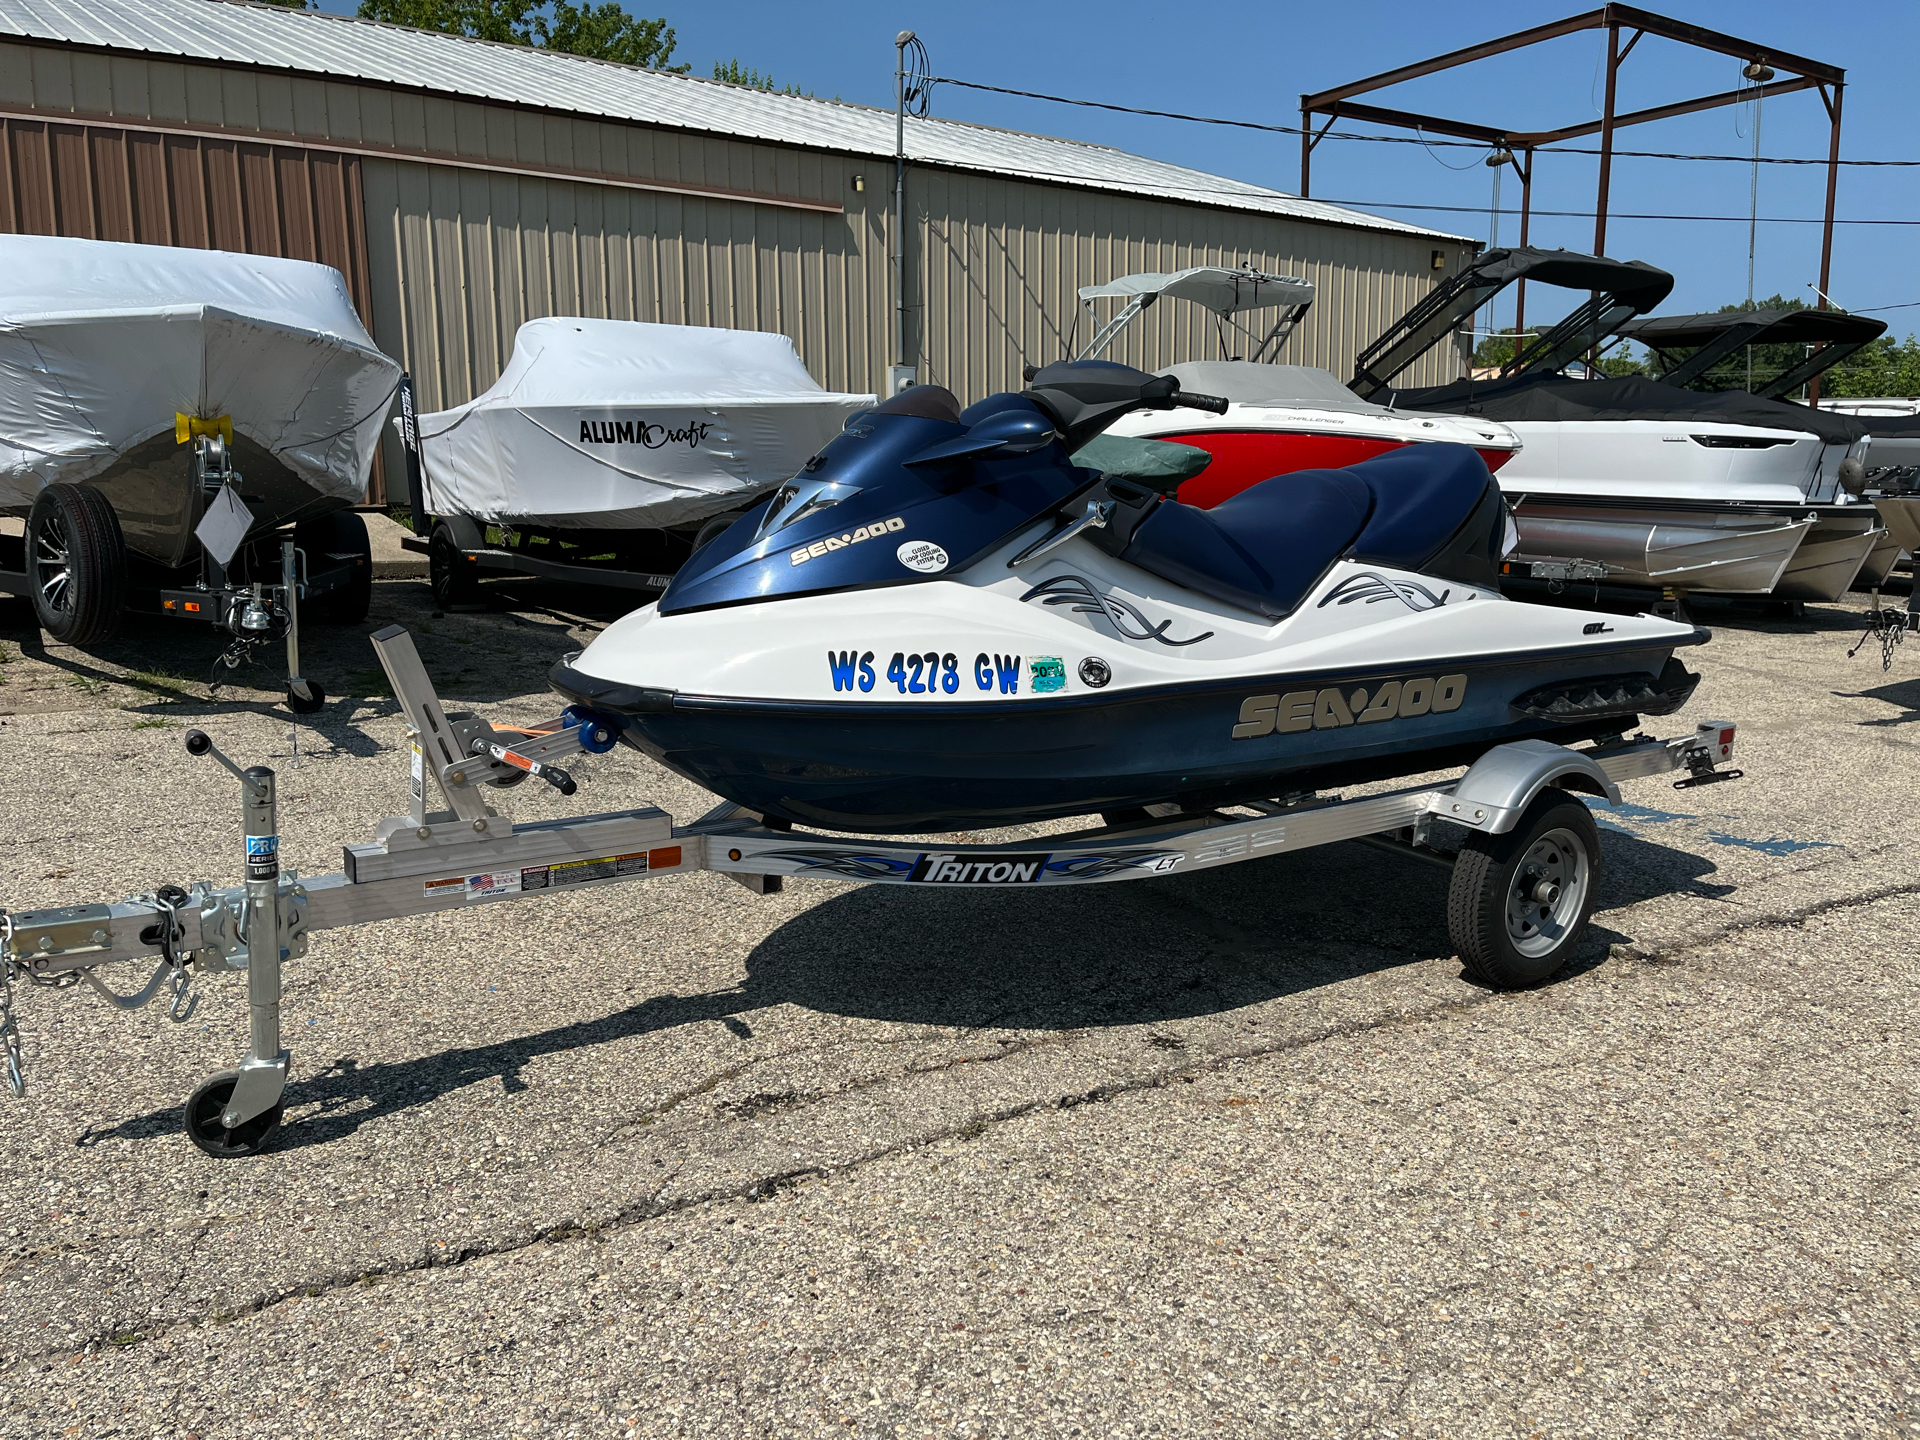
left=1175, top=391, right=1229, bottom=415
left=1023, top=360, right=1230, bottom=448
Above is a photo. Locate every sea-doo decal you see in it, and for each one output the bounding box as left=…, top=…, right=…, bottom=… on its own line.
left=909, top=853, right=1049, bottom=884
left=897, top=540, right=950, bottom=574
left=578, top=418, right=714, bottom=450
left=975, top=653, right=1023, bottom=694
left=1045, top=851, right=1183, bottom=879
left=768, top=850, right=918, bottom=880
left=1030, top=657, right=1067, bottom=694
left=1078, top=657, right=1112, bottom=688
left=1231, top=674, right=1467, bottom=740
left=789, top=516, right=906, bottom=566
left=1317, top=572, right=1453, bottom=612
left=1020, top=574, right=1215, bottom=647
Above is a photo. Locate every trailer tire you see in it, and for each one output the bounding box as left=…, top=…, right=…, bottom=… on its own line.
left=429, top=521, right=480, bottom=608
left=1447, top=790, right=1600, bottom=989
left=27, top=483, right=126, bottom=646
left=183, top=1070, right=284, bottom=1158
left=297, top=510, right=373, bottom=624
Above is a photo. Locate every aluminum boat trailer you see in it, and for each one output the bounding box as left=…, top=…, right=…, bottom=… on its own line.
left=0, top=625, right=1743, bottom=1157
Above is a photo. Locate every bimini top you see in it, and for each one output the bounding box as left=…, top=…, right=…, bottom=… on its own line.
left=1390, top=370, right=1863, bottom=445
left=0, top=234, right=399, bottom=503
left=1350, top=246, right=1675, bottom=399
left=1074, top=266, right=1316, bottom=365
left=1077, top=267, right=1316, bottom=317
left=412, top=318, right=876, bottom=529
left=1618, top=308, right=1888, bottom=400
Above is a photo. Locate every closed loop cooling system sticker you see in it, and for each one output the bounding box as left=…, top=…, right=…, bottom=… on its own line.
left=897, top=540, right=950, bottom=574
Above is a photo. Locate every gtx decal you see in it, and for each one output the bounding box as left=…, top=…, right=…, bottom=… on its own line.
left=1317, top=572, right=1453, bottom=612
left=790, top=515, right=906, bottom=566
left=1020, top=573, right=1214, bottom=647
left=1232, top=674, right=1467, bottom=740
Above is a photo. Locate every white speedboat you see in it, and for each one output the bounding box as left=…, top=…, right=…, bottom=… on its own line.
left=1375, top=254, right=1880, bottom=604
left=1075, top=266, right=1520, bottom=498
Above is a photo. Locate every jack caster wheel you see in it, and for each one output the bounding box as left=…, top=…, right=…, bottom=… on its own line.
left=184, top=1069, right=285, bottom=1159
left=1447, top=790, right=1600, bottom=989
left=286, top=680, right=327, bottom=715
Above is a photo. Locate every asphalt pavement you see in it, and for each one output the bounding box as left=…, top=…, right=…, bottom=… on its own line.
left=0, top=577, right=1914, bottom=1439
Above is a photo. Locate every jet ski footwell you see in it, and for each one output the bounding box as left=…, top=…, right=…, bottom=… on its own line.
left=0, top=627, right=1743, bottom=1154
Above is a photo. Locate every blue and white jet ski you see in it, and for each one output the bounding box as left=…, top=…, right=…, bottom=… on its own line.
left=551, top=362, right=1707, bottom=833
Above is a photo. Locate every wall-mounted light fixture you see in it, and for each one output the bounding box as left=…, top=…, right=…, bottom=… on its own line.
left=851, top=174, right=865, bottom=193
left=1431, top=249, right=1447, bottom=271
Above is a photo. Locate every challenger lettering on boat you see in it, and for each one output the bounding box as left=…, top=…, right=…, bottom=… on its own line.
left=1230, top=675, right=1468, bottom=740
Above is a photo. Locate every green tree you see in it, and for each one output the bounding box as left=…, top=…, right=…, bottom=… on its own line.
left=1470, top=326, right=1644, bottom=377
left=356, top=0, right=689, bottom=69
left=712, top=58, right=805, bottom=95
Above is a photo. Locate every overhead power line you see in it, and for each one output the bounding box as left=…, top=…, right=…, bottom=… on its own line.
left=1327, top=199, right=1920, bottom=225
left=930, top=75, right=1920, bottom=168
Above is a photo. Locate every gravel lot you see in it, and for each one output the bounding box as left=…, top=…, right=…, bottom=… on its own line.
left=0, top=577, right=1915, bottom=1439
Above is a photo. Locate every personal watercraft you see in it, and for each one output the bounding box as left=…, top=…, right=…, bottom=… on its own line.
left=551, top=363, right=1707, bottom=833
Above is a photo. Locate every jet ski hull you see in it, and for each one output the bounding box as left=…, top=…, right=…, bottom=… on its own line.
left=554, top=636, right=1701, bottom=833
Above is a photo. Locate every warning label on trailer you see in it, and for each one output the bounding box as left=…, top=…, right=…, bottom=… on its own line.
left=520, top=852, right=650, bottom=892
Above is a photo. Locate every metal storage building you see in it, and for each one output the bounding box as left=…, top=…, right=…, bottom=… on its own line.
left=0, top=0, right=1474, bottom=498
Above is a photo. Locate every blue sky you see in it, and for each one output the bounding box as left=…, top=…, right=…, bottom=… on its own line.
left=314, top=1, right=1919, bottom=335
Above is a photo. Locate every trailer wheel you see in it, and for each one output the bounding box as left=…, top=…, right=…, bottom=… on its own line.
left=183, top=1070, right=284, bottom=1158
left=429, top=521, right=480, bottom=608
left=1447, top=790, right=1600, bottom=989
left=27, top=483, right=126, bottom=645
left=297, top=510, right=373, bottom=624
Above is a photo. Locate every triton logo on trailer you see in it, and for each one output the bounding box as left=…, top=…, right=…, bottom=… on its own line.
left=909, top=852, right=1050, bottom=884
left=578, top=418, right=714, bottom=450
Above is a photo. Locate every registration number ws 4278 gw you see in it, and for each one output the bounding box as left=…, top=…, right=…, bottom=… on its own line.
left=1232, top=674, right=1467, bottom=740
left=829, top=650, right=1030, bottom=695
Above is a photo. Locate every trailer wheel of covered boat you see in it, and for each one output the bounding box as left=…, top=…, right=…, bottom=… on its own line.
left=24, top=481, right=128, bottom=645
left=0, top=627, right=1746, bottom=1155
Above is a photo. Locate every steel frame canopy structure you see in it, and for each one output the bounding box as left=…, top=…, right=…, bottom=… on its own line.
left=1298, top=4, right=1847, bottom=396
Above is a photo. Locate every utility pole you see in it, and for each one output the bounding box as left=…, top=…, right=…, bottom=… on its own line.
left=892, top=31, right=916, bottom=396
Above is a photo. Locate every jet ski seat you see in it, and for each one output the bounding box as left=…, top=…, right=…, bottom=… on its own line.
left=1113, top=443, right=1502, bottom=620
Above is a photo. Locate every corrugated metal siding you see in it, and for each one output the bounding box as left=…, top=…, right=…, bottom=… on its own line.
left=0, top=38, right=1477, bottom=500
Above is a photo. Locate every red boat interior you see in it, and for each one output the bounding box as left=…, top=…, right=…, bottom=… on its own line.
left=1158, top=430, right=1515, bottom=509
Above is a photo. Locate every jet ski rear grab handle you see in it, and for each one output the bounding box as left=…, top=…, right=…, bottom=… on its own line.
left=0, top=625, right=1743, bottom=1144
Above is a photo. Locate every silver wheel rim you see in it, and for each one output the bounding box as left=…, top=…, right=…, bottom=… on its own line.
left=31, top=510, right=73, bottom=615
left=1505, top=826, right=1590, bottom=959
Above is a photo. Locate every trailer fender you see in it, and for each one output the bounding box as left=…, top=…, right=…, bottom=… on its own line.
left=1428, top=739, right=1621, bottom=835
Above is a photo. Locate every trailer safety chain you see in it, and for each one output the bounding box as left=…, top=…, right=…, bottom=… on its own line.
left=153, top=885, right=198, bottom=1024
left=0, top=913, right=23, bottom=1097
left=1848, top=594, right=1913, bottom=672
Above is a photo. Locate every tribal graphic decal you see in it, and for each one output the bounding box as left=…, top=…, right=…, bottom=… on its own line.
left=1043, top=851, right=1186, bottom=880
left=1021, top=574, right=1214, bottom=647
left=1316, top=572, right=1453, bottom=612
left=763, top=850, right=917, bottom=880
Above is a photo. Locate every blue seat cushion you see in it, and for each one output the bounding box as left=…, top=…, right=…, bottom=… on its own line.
left=1344, top=442, right=1494, bottom=572
left=1120, top=469, right=1372, bottom=619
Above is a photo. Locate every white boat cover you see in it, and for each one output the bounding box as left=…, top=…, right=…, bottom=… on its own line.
left=414, top=319, right=878, bottom=530
left=0, top=235, right=400, bottom=507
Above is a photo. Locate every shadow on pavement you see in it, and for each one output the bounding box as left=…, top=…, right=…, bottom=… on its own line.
left=74, top=825, right=1720, bottom=1153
